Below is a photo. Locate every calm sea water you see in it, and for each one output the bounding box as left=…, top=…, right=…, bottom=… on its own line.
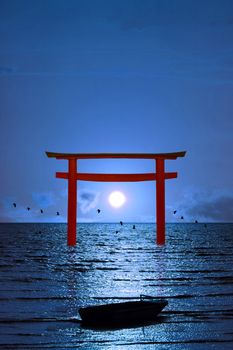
left=0, top=223, right=233, bottom=349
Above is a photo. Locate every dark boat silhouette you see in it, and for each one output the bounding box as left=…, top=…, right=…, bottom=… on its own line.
left=78, top=295, right=168, bottom=327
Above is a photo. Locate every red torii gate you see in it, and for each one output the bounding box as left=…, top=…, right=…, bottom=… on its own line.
left=46, top=151, right=186, bottom=246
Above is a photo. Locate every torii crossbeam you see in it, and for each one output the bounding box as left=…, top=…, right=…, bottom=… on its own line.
left=46, top=151, right=186, bottom=246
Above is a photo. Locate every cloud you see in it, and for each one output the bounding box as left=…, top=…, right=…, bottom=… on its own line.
left=187, top=195, right=233, bottom=222
left=78, top=190, right=100, bottom=214
left=0, top=66, right=16, bottom=75
left=107, top=1, right=233, bottom=32
left=176, top=190, right=233, bottom=222
left=31, top=192, right=56, bottom=208
left=0, top=193, right=65, bottom=222
left=0, top=196, right=36, bottom=222
left=4, top=62, right=233, bottom=85
left=106, top=1, right=171, bottom=31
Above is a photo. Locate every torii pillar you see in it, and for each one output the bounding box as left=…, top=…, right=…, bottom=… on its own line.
left=67, top=158, right=77, bottom=246
left=156, top=158, right=166, bottom=245
left=46, top=151, right=186, bottom=246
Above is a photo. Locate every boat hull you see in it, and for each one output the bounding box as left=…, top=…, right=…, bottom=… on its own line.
left=79, top=299, right=168, bottom=327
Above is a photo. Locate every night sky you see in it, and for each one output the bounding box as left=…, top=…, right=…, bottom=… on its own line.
left=0, top=0, right=232, bottom=223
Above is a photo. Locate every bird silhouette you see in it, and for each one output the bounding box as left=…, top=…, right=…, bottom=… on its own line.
left=56, top=211, right=60, bottom=216
left=173, top=210, right=177, bottom=214
left=97, top=209, right=101, bottom=214
left=120, top=221, right=123, bottom=225
left=13, top=203, right=16, bottom=208
left=27, top=207, right=30, bottom=211
left=180, top=216, right=184, bottom=220
left=40, top=209, right=43, bottom=214
left=133, top=225, right=136, bottom=229
left=195, top=220, right=198, bottom=223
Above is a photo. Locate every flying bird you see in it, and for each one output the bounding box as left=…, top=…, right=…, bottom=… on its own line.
left=27, top=207, right=30, bottom=211
left=56, top=211, right=60, bottom=216
left=13, top=203, right=16, bottom=208
left=40, top=209, right=43, bottom=214
left=180, top=216, right=184, bottom=220
left=173, top=210, right=177, bottom=214
left=97, top=209, right=101, bottom=214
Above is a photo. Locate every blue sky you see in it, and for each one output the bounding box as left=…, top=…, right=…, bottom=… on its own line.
left=0, top=0, right=232, bottom=223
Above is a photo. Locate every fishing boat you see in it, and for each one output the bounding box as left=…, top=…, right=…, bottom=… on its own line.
left=78, top=295, right=168, bottom=327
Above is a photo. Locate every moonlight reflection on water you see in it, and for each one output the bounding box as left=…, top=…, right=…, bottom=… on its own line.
left=0, top=223, right=233, bottom=349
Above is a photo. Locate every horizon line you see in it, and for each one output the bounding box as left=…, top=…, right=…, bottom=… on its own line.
left=0, top=221, right=232, bottom=224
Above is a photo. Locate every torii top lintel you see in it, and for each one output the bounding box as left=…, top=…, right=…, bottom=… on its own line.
left=46, top=151, right=186, bottom=160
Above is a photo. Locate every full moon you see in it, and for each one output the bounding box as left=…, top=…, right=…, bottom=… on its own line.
left=108, top=191, right=126, bottom=208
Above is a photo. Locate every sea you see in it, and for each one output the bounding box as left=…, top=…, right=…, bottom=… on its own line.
left=0, top=223, right=233, bottom=350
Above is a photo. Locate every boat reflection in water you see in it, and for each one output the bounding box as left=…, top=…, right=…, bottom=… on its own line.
left=79, top=295, right=168, bottom=329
